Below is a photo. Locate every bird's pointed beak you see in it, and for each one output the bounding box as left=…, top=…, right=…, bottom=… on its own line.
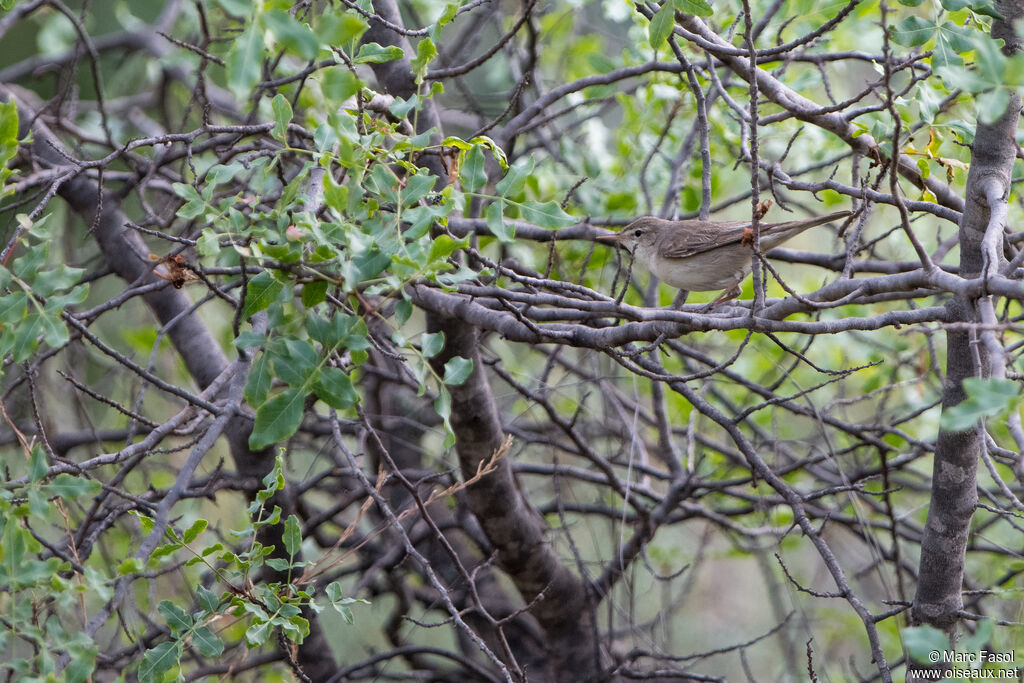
left=596, top=232, right=623, bottom=242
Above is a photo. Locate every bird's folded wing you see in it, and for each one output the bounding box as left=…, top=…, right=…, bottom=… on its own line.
left=659, top=221, right=752, bottom=258
left=659, top=212, right=850, bottom=259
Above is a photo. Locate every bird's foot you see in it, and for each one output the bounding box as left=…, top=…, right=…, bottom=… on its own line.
left=699, top=285, right=742, bottom=312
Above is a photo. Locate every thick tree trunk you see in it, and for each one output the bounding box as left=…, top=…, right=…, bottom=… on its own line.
left=362, top=2, right=607, bottom=679
left=426, top=318, right=605, bottom=682
left=912, top=1, right=1023, bottom=628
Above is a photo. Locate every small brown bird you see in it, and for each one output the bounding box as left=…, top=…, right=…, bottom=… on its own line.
left=597, top=209, right=852, bottom=303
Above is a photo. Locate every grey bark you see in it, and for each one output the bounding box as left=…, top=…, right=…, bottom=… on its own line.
left=912, top=0, right=1023, bottom=629
left=363, top=2, right=606, bottom=680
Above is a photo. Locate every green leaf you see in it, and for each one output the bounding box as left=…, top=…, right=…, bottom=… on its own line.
left=196, top=585, right=220, bottom=613
left=271, top=94, right=292, bottom=141
left=516, top=200, right=576, bottom=229
left=324, top=581, right=367, bottom=623
left=960, top=617, right=993, bottom=654
left=968, top=377, right=1020, bottom=405
left=355, top=43, right=404, bottom=64
left=940, top=378, right=1020, bottom=432
left=901, top=624, right=949, bottom=663
left=43, top=473, right=101, bottom=499
left=266, top=557, right=292, bottom=571
left=242, top=271, right=284, bottom=319
left=390, top=94, right=420, bottom=118
left=196, top=229, right=220, bottom=257
left=0, top=290, right=26, bottom=324
left=335, top=604, right=355, bottom=624
left=316, top=12, right=369, bottom=46
left=246, top=350, right=273, bottom=407
left=401, top=173, right=436, bottom=206
left=117, top=557, right=144, bottom=575
left=891, top=19, right=972, bottom=69
left=395, top=298, right=413, bottom=325
left=648, top=2, right=675, bottom=49
left=495, top=157, right=534, bottom=197
left=313, top=366, right=358, bottom=409
left=440, top=135, right=474, bottom=151
left=138, top=641, right=181, bottom=683
left=207, top=163, right=241, bottom=187
left=350, top=248, right=391, bottom=283
left=606, top=191, right=638, bottom=212
left=28, top=443, right=47, bottom=482
left=0, top=99, right=18, bottom=193
left=226, top=23, right=264, bottom=98
left=435, top=387, right=454, bottom=447
left=262, top=11, right=319, bottom=60
left=442, top=356, right=473, bottom=386
left=957, top=0, right=998, bottom=16
left=234, top=331, right=266, bottom=350
left=324, top=179, right=349, bottom=216
left=1005, top=54, right=1024, bottom=86
left=421, top=331, right=445, bottom=358
left=973, top=30, right=1007, bottom=84
left=245, top=619, right=272, bottom=647
left=301, top=280, right=329, bottom=307
left=325, top=581, right=345, bottom=603
left=63, top=638, right=98, bottom=683
left=936, top=65, right=986, bottom=93
left=675, top=0, right=713, bottom=16
left=250, top=387, right=306, bottom=449
left=32, top=263, right=83, bottom=296
left=978, top=88, right=1011, bottom=124
left=435, top=386, right=451, bottom=421
left=308, top=313, right=368, bottom=351
left=280, top=613, right=310, bottom=642
left=411, top=37, right=437, bottom=78
left=38, top=306, right=69, bottom=349
left=192, top=626, right=224, bottom=657
left=439, top=3, right=459, bottom=24
left=942, top=22, right=975, bottom=54
left=486, top=201, right=513, bottom=242
left=158, top=600, right=193, bottom=633
left=12, top=241, right=47, bottom=281
left=273, top=338, right=318, bottom=386
left=48, top=283, right=88, bottom=309
left=214, top=0, right=250, bottom=16
left=0, top=94, right=17, bottom=150
left=460, top=145, right=487, bottom=191
left=283, top=514, right=302, bottom=557
left=468, top=135, right=506, bottom=169
left=134, top=511, right=155, bottom=535
left=889, top=16, right=935, bottom=48
left=11, top=313, right=42, bottom=363
left=323, top=69, right=362, bottom=102
left=152, top=542, right=182, bottom=561
left=931, top=33, right=964, bottom=71
left=428, top=234, right=469, bottom=262
left=183, top=519, right=208, bottom=544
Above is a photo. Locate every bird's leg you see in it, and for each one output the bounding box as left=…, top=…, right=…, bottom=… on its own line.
left=670, top=289, right=690, bottom=309
left=699, top=283, right=742, bottom=312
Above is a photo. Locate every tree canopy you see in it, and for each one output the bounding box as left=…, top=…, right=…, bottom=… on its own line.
left=1, top=0, right=1023, bottom=681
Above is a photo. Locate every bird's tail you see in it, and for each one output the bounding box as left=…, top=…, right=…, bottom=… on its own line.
left=763, top=210, right=853, bottom=235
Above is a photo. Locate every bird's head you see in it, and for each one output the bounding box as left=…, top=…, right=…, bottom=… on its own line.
left=595, top=217, right=663, bottom=253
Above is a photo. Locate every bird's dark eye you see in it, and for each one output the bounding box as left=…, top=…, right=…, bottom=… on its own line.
left=634, top=229, right=643, bottom=237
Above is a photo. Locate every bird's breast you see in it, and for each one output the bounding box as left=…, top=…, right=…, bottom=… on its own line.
left=645, top=245, right=752, bottom=291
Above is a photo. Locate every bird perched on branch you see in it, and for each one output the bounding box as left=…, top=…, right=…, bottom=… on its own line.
left=597, top=204, right=852, bottom=306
